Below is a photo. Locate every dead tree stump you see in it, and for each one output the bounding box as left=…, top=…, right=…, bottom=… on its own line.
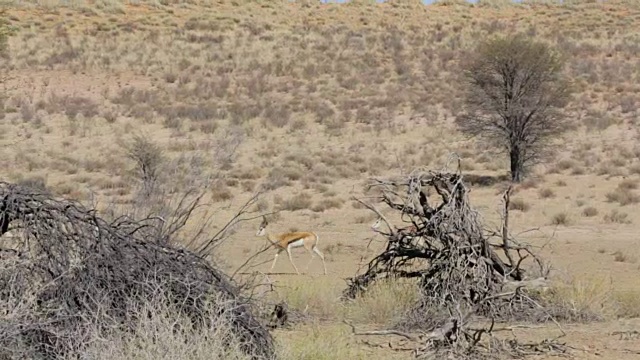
left=343, top=167, right=563, bottom=359
left=344, top=171, right=525, bottom=303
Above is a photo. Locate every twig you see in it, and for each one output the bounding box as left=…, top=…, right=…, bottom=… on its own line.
left=231, top=243, right=275, bottom=280
left=610, top=330, right=640, bottom=340
left=343, top=320, right=419, bottom=342
left=351, top=197, right=395, bottom=235
left=468, top=324, right=545, bottom=332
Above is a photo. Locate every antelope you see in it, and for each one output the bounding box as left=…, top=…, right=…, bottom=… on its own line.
left=256, top=216, right=327, bottom=275
left=371, top=217, right=418, bottom=235
left=371, top=217, right=422, bottom=245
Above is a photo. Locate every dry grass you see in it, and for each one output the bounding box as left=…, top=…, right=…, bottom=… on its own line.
left=603, top=209, right=632, bottom=224
left=539, top=187, right=556, bottom=199
left=3, top=0, right=640, bottom=358
left=543, top=276, right=617, bottom=322
left=550, top=211, right=572, bottom=226
left=270, top=277, right=341, bottom=321
left=612, top=250, right=637, bottom=263
left=276, top=323, right=385, bottom=360
left=612, top=290, right=640, bottom=319
left=582, top=206, right=598, bottom=217
left=605, top=187, right=640, bottom=205
left=54, top=285, right=413, bottom=360
left=72, top=298, right=252, bottom=360
left=344, top=278, right=420, bottom=325
left=271, top=276, right=419, bottom=326
left=278, top=193, right=313, bottom=212
left=508, top=198, right=531, bottom=212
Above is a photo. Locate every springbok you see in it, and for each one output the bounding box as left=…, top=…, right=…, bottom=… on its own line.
left=256, top=216, right=327, bottom=275
left=371, top=217, right=422, bottom=244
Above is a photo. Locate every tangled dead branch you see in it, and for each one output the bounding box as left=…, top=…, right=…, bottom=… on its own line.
left=343, top=164, right=566, bottom=358
left=0, top=182, right=274, bottom=359
left=343, top=169, right=534, bottom=303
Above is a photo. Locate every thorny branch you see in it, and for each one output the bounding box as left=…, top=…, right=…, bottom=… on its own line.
left=194, top=190, right=266, bottom=257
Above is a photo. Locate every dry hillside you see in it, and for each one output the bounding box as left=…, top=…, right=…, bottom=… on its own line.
left=1, top=0, right=640, bottom=358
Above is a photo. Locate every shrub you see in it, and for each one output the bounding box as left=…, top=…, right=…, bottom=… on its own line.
left=539, top=188, right=555, bottom=199
left=121, top=134, right=165, bottom=197
left=311, top=198, right=344, bottom=212
left=345, top=278, right=419, bottom=326
left=280, top=193, right=313, bottom=211
left=605, top=188, right=640, bottom=206
left=603, top=210, right=631, bottom=224
left=508, top=198, right=530, bottom=211
left=77, top=296, right=254, bottom=360
left=582, top=206, right=598, bottom=217
left=541, top=276, right=614, bottom=322
left=550, top=212, right=571, bottom=226
left=211, top=186, right=233, bottom=202
left=612, top=250, right=636, bottom=263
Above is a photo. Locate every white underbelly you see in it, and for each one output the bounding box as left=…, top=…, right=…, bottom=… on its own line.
left=288, top=239, right=305, bottom=248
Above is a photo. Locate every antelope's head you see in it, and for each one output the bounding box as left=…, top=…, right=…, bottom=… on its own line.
left=256, top=216, right=268, bottom=236
left=371, top=217, right=382, bottom=230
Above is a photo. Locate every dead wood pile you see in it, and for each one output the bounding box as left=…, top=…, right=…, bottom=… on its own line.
left=344, top=166, right=567, bottom=359
left=0, top=182, right=274, bottom=359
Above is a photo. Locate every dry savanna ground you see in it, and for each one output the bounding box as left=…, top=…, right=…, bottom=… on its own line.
left=2, top=0, right=640, bottom=358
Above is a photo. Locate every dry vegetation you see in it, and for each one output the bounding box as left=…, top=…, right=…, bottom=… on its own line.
left=2, top=0, right=640, bottom=359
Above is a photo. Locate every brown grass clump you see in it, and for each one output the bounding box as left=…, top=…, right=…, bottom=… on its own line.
left=613, top=290, right=640, bottom=319
left=582, top=206, right=598, bottom=217
left=519, top=177, right=541, bottom=189
left=541, top=276, right=615, bottom=322
left=276, top=323, right=371, bottom=360
left=583, top=110, right=617, bottom=131
left=311, top=198, right=344, bottom=212
left=272, top=277, right=341, bottom=321
left=550, top=211, right=571, bottom=226
left=273, top=276, right=418, bottom=326
left=508, top=197, right=531, bottom=211
left=605, top=187, right=640, bottom=205
left=555, top=159, right=578, bottom=172
left=618, top=178, right=639, bottom=190
left=603, top=209, right=632, bottom=224
left=612, top=250, right=637, bottom=263
left=538, top=187, right=555, bottom=199
left=279, top=193, right=313, bottom=212
left=628, top=164, right=640, bottom=175
left=212, top=185, right=234, bottom=202
left=345, top=278, right=419, bottom=326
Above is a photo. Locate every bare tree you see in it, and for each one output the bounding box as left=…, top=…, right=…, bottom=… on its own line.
left=122, top=133, right=165, bottom=197
left=456, top=34, right=572, bottom=182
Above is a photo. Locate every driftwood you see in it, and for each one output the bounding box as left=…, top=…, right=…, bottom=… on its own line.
left=343, top=164, right=566, bottom=359
left=0, top=182, right=274, bottom=359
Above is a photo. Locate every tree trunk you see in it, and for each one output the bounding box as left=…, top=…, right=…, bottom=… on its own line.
left=510, top=146, right=522, bottom=183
